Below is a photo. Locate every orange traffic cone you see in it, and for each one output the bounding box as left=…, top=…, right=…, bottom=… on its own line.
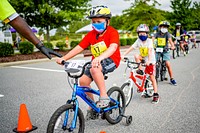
left=13, top=104, right=37, bottom=133
left=100, top=131, right=106, bottom=133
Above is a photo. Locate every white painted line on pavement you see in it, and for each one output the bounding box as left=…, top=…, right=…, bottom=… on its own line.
left=0, top=94, right=4, bottom=97
left=10, top=66, right=65, bottom=73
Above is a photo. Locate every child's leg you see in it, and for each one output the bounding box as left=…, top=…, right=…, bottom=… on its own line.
left=134, top=54, right=143, bottom=70
left=150, top=75, right=158, bottom=93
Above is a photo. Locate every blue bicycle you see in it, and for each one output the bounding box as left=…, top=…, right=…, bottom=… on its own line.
left=47, top=60, right=132, bottom=133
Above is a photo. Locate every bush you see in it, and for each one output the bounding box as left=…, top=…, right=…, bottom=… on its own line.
left=44, top=42, right=53, bottom=49
left=0, top=42, right=14, bottom=57
left=70, top=40, right=80, bottom=48
left=19, top=41, right=34, bottom=54
left=56, top=41, right=66, bottom=51
left=126, top=38, right=136, bottom=45
left=120, top=38, right=127, bottom=46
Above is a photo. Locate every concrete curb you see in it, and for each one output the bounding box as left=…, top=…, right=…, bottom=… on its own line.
left=0, top=48, right=128, bottom=67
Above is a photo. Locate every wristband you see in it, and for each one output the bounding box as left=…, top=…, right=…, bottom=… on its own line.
left=3, top=13, right=19, bottom=24
left=36, top=41, right=44, bottom=49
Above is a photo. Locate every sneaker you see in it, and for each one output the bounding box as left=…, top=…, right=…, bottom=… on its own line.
left=152, top=93, right=159, bottom=104
left=170, top=78, right=177, bottom=86
left=96, top=97, right=110, bottom=108
left=136, top=69, right=144, bottom=75
left=183, top=51, right=186, bottom=56
left=85, top=110, right=99, bottom=120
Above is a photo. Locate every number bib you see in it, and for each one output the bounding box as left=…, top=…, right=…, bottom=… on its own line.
left=91, top=41, right=107, bottom=57
left=184, top=36, right=188, bottom=41
left=176, top=31, right=181, bottom=40
left=157, top=38, right=166, bottom=46
left=139, top=47, right=148, bottom=57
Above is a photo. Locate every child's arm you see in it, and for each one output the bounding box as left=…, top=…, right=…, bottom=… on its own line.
left=123, top=46, right=134, bottom=57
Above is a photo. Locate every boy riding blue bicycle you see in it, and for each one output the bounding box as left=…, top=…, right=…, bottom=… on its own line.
left=56, top=5, right=121, bottom=119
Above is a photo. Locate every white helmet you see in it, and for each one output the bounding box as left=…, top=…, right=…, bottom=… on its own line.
left=136, top=24, right=149, bottom=33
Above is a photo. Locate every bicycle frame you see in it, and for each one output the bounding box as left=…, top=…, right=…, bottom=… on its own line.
left=128, top=71, right=148, bottom=92
left=63, top=71, right=120, bottom=130
left=123, top=59, right=149, bottom=93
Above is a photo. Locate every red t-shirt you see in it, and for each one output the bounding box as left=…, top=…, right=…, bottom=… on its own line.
left=79, top=26, right=121, bottom=67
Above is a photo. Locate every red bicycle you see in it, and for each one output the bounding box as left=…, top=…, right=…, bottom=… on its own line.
left=121, top=57, right=154, bottom=107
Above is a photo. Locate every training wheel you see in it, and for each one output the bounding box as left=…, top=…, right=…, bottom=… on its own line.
left=125, top=115, right=132, bottom=126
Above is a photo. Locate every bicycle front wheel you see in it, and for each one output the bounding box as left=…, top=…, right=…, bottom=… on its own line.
left=47, top=104, right=85, bottom=133
left=121, top=81, right=133, bottom=107
left=105, top=86, right=126, bottom=124
left=172, top=49, right=176, bottom=59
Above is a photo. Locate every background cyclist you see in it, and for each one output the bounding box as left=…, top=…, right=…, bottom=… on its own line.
left=152, top=21, right=177, bottom=86
left=0, top=0, right=61, bottom=59
left=172, top=23, right=186, bottom=56
left=190, top=31, right=197, bottom=48
left=122, top=24, right=159, bottom=104
left=56, top=5, right=121, bottom=117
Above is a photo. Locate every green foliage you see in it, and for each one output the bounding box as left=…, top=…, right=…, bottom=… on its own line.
left=126, top=38, right=136, bottom=45
left=19, top=41, right=34, bottom=54
left=43, top=42, right=53, bottom=49
left=120, top=38, right=127, bottom=46
left=70, top=40, right=80, bottom=48
left=0, top=42, right=14, bottom=57
left=170, top=0, right=192, bottom=30
left=113, top=1, right=167, bottom=32
left=56, top=42, right=66, bottom=51
left=10, top=0, right=91, bottom=42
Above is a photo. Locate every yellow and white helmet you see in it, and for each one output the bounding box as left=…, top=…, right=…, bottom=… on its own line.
left=88, top=5, right=112, bottom=19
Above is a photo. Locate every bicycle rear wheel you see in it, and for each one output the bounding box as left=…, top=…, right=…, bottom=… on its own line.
left=47, top=104, right=85, bottom=133
left=105, top=86, right=126, bottom=124
left=121, top=81, right=133, bottom=107
left=145, top=77, right=154, bottom=97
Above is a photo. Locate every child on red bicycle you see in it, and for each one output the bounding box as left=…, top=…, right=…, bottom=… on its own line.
left=122, top=24, right=159, bottom=104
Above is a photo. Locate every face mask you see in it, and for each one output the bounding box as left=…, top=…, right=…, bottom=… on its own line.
left=161, top=28, right=168, bottom=33
left=139, top=35, right=148, bottom=41
left=92, top=22, right=106, bottom=33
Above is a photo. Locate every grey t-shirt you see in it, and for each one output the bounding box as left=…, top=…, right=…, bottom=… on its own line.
left=154, top=31, right=171, bottom=48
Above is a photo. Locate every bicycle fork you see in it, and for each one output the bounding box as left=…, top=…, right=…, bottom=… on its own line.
left=63, top=100, right=79, bottom=131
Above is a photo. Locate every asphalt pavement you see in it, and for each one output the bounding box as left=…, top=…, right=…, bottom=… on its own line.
left=0, top=47, right=200, bottom=133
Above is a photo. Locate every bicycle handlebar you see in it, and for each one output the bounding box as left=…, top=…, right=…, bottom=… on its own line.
left=123, top=57, right=145, bottom=69
left=62, top=60, right=91, bottom=79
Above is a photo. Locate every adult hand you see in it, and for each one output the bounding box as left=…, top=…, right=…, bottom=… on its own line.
left=36, top=42, right=62, bottom=59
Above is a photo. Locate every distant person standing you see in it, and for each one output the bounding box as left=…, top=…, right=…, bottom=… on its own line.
left=15, top=33, right=21, bottom=49
left=39, top=33, right=44, bottom=42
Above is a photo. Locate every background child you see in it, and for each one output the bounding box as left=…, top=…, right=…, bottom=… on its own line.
left=122, top=24, right=159, bottom=104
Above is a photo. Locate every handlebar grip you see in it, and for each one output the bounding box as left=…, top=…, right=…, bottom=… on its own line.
left=61, top=60, right=65, bottom=65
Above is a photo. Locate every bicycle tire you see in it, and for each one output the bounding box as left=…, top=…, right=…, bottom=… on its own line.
left=105, top=86, right=126, bottom=124
left=177, top=46, right=180, bottom=57
left=47, top=104, right=85, bottom=133
left=156, top=61, right=160, bottom=82
left=145, top=77, right=154, bottom=97
left=172, top=49, right=176, bottom=59
left=121, top=82, right=133, bottom=107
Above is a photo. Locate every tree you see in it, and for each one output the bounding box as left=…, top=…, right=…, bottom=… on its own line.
left=9, top=0, right=91, bottom=42
left=170, top=0, right=193, bottom=30
left=191, top=1, right=200, bottom=29
left=120, top=1, right=167, bottom=33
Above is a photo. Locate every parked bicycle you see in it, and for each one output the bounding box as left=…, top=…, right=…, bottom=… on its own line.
left=47, top=60, right=132, bottom=133
left=155, top=47, right=168, bottom=82
left=121, top=58, right=154, bottom=107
